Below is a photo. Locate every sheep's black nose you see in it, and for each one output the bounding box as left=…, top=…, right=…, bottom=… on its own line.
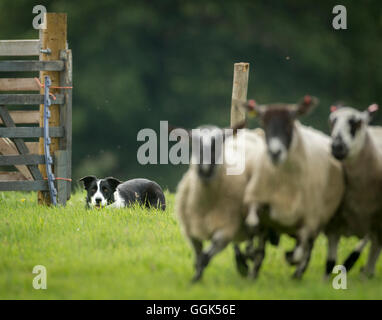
left=269, top=150, right=281, bottom=164
left=331, top=139, right=347, bottom=160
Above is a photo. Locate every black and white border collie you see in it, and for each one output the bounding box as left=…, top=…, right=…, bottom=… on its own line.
left=79, top=176, right=166, bottom=210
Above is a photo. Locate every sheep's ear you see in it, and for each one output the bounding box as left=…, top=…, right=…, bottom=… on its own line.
left=330, top=101, right=345, bottom=113
left=105, top=177, right=122, bottom=191
left=365, top=103, right=379, bottom=123
left=79, top=175, right=97, bottom=189
left=232, top=99, right=263, bottom=118
left=296, top=95, right=319, bottom=116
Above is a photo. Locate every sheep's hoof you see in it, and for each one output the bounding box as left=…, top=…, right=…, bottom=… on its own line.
left=191, top=253, right=209, bottom=283
left=285, top=251, right=298, bottom=266
left=292, top=271, right=303, bottom=280
left=191, top=273, right=202, bottom=283
left=248, top=269, right=260, bottom=281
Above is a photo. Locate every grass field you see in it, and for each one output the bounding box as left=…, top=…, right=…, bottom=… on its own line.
left=0, top=190, right=381, bottom=300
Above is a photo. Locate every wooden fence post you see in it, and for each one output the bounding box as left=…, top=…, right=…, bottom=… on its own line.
left=38, top=13, right=67, bottom=205
left=230, top=62, right=250, bottom=127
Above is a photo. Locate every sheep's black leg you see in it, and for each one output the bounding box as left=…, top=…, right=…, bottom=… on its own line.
left=361, top=237, right=381, bottom=278
left=248, top=233, right=267, bottom=279
left=343, top=236, right=368, bottom=272
left=324, top=233, right=339, bottom=279
left=234, top=244, right=249, bottom=277
left=190, top=238, right=203, bottom=279
left=192, top=231, right=229, bottom=283
left=292, top=238, right=314, bottom=280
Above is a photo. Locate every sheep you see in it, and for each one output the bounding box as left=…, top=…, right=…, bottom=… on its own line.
left=174, top=124, right=275, bottom=282
left=240, top=96, right=345, bottom=279
left=324, top=104, right=382, bottom=277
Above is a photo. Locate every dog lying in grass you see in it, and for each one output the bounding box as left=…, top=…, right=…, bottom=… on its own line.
left=79, top=176, right=166, bottom=210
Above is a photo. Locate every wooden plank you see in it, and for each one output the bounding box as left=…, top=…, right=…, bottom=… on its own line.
left=0, top=78, right=40, bottom=91
left=0, top=60, right=64, bottom=72
left=0, top=40, right=40, bottom=56
left=230, top=62, right=250, bottom=127
left=39, top=13, right=67, bottom=205
left=0, top=138, right=33, bottom=180
left=0, top=180, right=48, bottom=191
left=55, top=150, right=70, bottom=205
left=0, top=111, right=39, bottom=124
left=59, top=49, right=72, bottom=201
left=26, top=142, right=39, bottom=153
left=0, top=171, right=27, bottom=181
left=0, top=106, right=43, bottom=180
left=0, top=127, right=64, bottom=138
left=0, top=154, right=45, bottom=165
left=0, top=94, right=64, bottom=105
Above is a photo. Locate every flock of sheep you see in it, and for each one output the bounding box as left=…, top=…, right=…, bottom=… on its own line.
left=174, top=96, right=382, bottom=282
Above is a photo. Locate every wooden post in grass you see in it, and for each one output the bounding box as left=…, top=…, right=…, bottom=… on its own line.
left=230, top=62, right=250, bottom=127
left=38, top=13, right=67, bottom=205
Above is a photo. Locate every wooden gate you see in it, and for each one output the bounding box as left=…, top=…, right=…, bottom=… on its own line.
left=0, top=13, right=72, bottom=206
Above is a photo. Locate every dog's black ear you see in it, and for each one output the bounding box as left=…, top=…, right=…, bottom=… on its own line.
left=105, top=177, right=122, bottom=191
left=79, top=175, right=97, bottom=189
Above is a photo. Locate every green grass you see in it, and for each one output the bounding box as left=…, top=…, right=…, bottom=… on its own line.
left=0, top=190, right=381, bottom=300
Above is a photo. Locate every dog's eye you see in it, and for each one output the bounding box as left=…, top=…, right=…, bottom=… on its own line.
left=102, top=187, right=108, bottom=193
left=92, top=187, right=97, bottom=192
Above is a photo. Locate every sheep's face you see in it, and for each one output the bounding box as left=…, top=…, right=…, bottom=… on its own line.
left=261, top=107, right=294, bottom=165
left=329, top=105, right=377, bottom=160
left=191, top=126, right=224, bottom=181
left=253, top=96, right=318, bottom=166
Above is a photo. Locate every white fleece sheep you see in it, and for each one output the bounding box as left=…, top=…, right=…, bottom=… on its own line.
left=325, top=105, right=382, bottom=277
left=242, top=97, right=345, bottom=279
left=175, top=126, right=265, bottom=281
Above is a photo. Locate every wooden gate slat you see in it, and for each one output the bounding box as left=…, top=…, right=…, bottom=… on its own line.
left=0, top=171, right=27, bottom=181
left=0, top=40, right=40, bottom=56
left=0, top=138, right=33, bottom=180
left=0, top=60, right=64, bottom=72
left=0, top=180, right=48, bottom=191
left=0, top=78, right=40, bottom=91
left=0, top=106, right=43, bottom=180
left=0, top=94, right=64, bottom=105
left=0, top=111, right=40, bottom=124
left=0, top=127, right=64, bottom=138
left=0, top=154, right=45, bottom=165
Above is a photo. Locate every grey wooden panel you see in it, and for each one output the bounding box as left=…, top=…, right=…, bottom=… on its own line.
left=0, top=154, right=45, bottom=165
left=55, top=150, right=70, bottom=206
left=0, top=127, right=64, bottom=138
left=0, top=40, right=40, bottom=56
left=59, top=49, right=73, bottom=201
left=0, top=94, right=64, bottom=105
left=0, top=60, right=64, bottom=72
left=0, top=106, right=43, bottom=180
left=0, top=180, right=48, bottom=191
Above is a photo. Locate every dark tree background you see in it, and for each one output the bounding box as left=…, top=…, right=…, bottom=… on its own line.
left=1, top=0, right=381, bottom=191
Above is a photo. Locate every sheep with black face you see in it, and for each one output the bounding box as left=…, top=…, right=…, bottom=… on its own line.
left=242, top=96, right=345, bottom=279
left=175, top=124, right=273, bottom=282
left=325, top=104, right=382, bottom=277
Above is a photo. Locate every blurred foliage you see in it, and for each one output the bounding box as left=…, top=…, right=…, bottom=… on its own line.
left=0, top=0, right=381, bottom=190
